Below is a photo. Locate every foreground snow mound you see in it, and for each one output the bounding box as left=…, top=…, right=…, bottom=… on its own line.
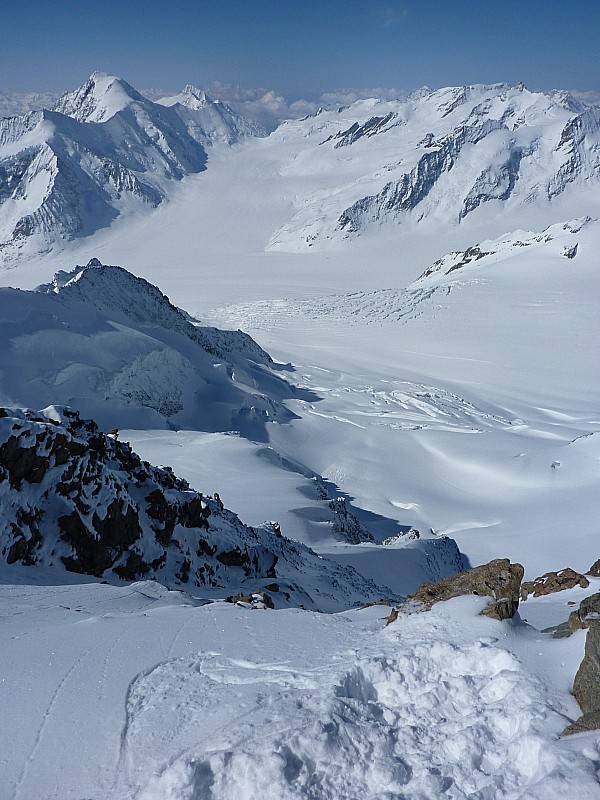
left=0, top=406, right=388, bottom=609
left=0, top=259, right=301, bottom=433
left=119, top=601, right=600, bottom=800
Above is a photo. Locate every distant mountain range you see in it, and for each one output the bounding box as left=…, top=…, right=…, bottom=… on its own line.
left=267, top=83, right=600, bottom=250
left=1, top=75, right=599, bottom=261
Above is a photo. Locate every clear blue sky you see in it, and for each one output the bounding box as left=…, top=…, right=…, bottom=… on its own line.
left=2, top=0, right=598, bottom=96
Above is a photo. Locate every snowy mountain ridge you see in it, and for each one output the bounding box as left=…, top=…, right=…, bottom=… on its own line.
left=0, top=258, right=299, bottom=434
left=3, top=78, right=600, bottom=262
left=267, top=83, right=600, bottom=250
left=0, top=72, right=262, bottom=260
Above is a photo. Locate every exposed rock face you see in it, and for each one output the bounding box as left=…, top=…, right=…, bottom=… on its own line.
left=543, top=592, right=600, bottom=639
left=562, top=710, right=600, bottom=736
left=567, top=593, right=600, bottom=634
left=572, top=622, right=600, bottom=716
left=0, top=406, right=388, bottom=611
left=328, top=497, right=375, bottom=544
left=520, top=568, right=590, bottom=600
left=225, top=590, right=275, bottom=609
left=390, top=559, right=524, bottom=622
left=588, top=559, right=600, bottom=577
left=557, top=595, right=600, bottom=735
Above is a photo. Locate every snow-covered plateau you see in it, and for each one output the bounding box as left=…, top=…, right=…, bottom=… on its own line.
left=1, top=75, right=600, bottom=798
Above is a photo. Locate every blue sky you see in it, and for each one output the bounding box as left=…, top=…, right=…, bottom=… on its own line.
left=2, top=0, right=599, bottom=97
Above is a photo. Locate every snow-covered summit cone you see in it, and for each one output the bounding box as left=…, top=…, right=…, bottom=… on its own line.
left=0, top=73, right=209, bottom=258
left=158, top=84, right=266, bottom=145
left=160, top=84, right=212, bottom=110
left=53, top=70, right=146, bottom=123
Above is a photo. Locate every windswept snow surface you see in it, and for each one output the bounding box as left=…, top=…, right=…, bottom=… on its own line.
left=1, top=580, right=599, bottom=800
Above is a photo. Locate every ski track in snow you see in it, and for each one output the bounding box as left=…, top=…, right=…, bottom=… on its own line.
left=13, top=641, right=100, bottom=800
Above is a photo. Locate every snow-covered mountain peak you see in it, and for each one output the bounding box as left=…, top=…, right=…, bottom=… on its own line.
left=157, top=85, right=266, bottom=143
left=36, top=257, right=201, bottom=329
left=159, top=84, right=212, bottom=110
left=53, top=71, right=145, bottom=123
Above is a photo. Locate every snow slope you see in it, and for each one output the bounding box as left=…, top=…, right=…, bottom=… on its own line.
left=1, top=581, right=599, bottom=800
left=207, top=216, right=600, bottom=577
left=0, top=257, right=465, bottom=586
left=0, top=258, right=299, bottom=434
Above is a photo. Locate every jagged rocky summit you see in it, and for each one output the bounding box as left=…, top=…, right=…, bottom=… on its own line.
left=0, top=405, right=390, bottom=611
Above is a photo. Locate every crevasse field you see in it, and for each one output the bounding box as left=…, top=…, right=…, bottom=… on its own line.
left=1, top=77, right=600, bottom=798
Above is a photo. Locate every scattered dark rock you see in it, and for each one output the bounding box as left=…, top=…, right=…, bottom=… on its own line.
left=114, top=551, right=152, bottom=580
left=562, top=243, right=578, bottom=259
left=0, top=406, right=388, bottom=610
left=225, top=590, right=275, bottom=609
left=0, top=435, right=50, bottom=487
left=216, top=548, right=248, bottom=568
left=521, top=568, right=589, bottom=600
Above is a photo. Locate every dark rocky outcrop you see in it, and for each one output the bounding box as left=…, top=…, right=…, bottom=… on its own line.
left=0, top=406, right=388, bottom=611
left=520, top=568, right=589, bottom=600
left=587, top=559, right=600, bottom=577
left=562, top=710, right=600, bottom=736
left=225, top=590, right=275, bottom=609
left=388, top=559, right=524, bottom=623
left=567, top=622, right=600, bottom=734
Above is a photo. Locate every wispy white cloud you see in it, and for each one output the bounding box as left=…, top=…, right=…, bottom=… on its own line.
left=381, top=6, right=408, bottom=28
left=570, top=89, right=600, bottom=107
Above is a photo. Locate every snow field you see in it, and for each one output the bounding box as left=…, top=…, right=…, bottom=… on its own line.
left=3, top=576, right=598, bottom=800
left=116, top=598, right=599, bottom=800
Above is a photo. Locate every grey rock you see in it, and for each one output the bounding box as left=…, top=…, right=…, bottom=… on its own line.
left=562, top=710, right=600, bottom=736
left=544, top=591, right=600, bottom=638
left=573, top=621, right=600, bottom=715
